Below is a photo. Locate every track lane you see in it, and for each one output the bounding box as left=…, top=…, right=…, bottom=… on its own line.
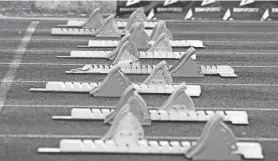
left=1, top=18, right=278, bottom=161
left=11, top=51, right=278, bottom=66
left=0, top=104, right=278, bottom=138
left=11, top=64, right=278, bottom=85
left=4, top=82, right=278, bottom=109
left=0, top=137, right=277, bottom=161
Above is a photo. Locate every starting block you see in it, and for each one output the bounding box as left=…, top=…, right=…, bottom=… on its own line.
left=57, top=7, right=157, bottom=29
left=58, top=33, right=197, bottom=60
left=80, top=21, right=204, bottom=48
left=52, top=15, right=126, bottom=37
left=38, top=112, right=263, bottom=160
left=52, top=83, right=248, bottom=125
left=30, top=64, right=201, bottom=97
left=66, top=47, right=238, bottom=78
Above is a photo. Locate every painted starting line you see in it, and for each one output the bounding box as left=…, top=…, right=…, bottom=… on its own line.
left=2, top=104, right=278, bottom=112
left=0, top=133, right=277, bottom=142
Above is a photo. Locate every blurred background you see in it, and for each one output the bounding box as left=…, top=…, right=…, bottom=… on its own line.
left=0, top=0, right=277, bottom=21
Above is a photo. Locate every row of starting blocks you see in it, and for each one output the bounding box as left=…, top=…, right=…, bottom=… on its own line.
left=58, top=27, right=199, bottom=60
left=30, top=60, right=202, bottom=97
left=37, top=85, right=263, bottom=160
left=65, top=47, right=238, bottom=78
left=51, top=83, right=248, bottom=125
left=52, top=7, right=204, bottom=48
left=34, top=8, right=264, bottom=160
left=57, top=7, right=156, bottom=29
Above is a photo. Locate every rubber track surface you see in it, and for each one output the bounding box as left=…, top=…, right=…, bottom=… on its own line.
left=0, top=19, right=277, bottom=161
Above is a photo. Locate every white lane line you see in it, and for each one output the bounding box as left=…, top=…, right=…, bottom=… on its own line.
left=187, top=83, right=278, bottom=87
left=0, top=133, right=277, bottom=142
left=0, top=21, right=39, bottom=112
left=0, top=62, right=84, bottom=66
left=2, top=104, right=278, bottom=112
left=0, top=62, right=278, bottom=68
left=0, top=49, right=70, bottom=53
left=232, top=65, right=278, bottom=68
left=205, top=40, right=278, bottom=44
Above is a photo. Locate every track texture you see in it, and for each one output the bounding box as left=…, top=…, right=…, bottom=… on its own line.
left=0, top=19, right=278, bottom=161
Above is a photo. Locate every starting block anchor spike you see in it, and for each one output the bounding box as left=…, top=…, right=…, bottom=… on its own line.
left=143, top=60, right=173, bottom=85
left=90, top=66, right=130, bottom=97
left=158, top=82, right=195, bottom=112
left=148, top=32, right=172, bottom=52
left=169, top=47, right=204, bottom=78
left=94, top=15, right=121, bottom=38
left=185, top=114, right=241, bottom=160
left=104, top=84, right=151, bottom=125
left=110, top=40, right=139, bottom=66
left=102, top=111, right=145, bottom=145
left=130, top=22, right=151, bottom=50
left=149, top=21, right=173, bottom=41
left=106, top=33, right=132, bottom=60
left=81, top=7, right=104, bottom=29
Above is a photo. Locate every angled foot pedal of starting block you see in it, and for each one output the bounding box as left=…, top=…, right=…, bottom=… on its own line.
left=90, top=66, right=130, bottom=97
left=117, top=7, right=157, bottom=29
left=105, top=33, right=133, bottom=60
left=147, top=32, right=172, bottom=52
left=81, top=8, right=104, bottom=29
left=52, top=15, right=122, bottom=37
left=169, top=47, right=204, bottom=78
left=57, top=8, right=104, bottom=28
left=185, top=114, right=261, bottom=160
left=125, top=8, right=146, bottom=30
left=129, top=22, right=151, bottom=50
left=168, top=47, right=237, bottom=78
left=149, top=20, right=173, bottom=42
left=104, top=85, right=151, bottom=125
left=109, top=40, right=139, bottom=66
left=39, top=114, right=262, bottom=160
left=143, top=60, right=173, bottom=85
left=93, top=15, right=122, bottom=38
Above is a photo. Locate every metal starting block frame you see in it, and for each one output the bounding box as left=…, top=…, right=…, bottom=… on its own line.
left=53, top=108, right=248, bottom=125
left=29, top=82, right=201, bottom=97
left=66, top=64, right=237, bottom=78
left=79, top=40, right=204, bottom=48
left=57, top=51, right=197, bottom=60
left=59, top=20, right=157, bottom=29
left=38, top=113, right=263, bottom=160
left=38, top=139, right=263, bottom=160
left=66, top=47, right=237, bottom=78
left=51, top=28, right=152, bottom=36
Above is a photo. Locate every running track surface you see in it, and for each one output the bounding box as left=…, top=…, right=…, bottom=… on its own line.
left=0, top=19, right=277, bottom=161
